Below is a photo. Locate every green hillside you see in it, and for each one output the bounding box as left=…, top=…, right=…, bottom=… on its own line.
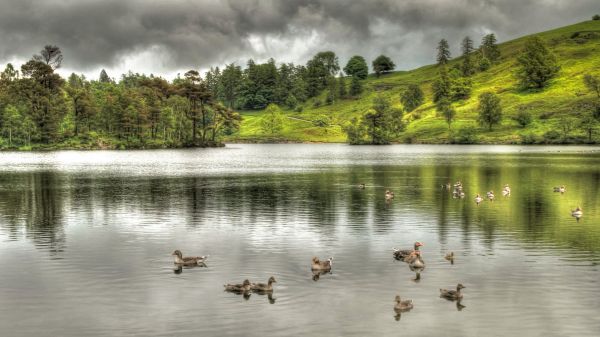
left=228, top=20, right=600, bottom=144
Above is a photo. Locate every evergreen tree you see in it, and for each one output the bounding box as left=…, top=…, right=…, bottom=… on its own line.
left=220, top=63, right=242, bottom=108
left=478, top=92, right=503, bottom=130
left=99, top=69, right=111, bottom=83
left=461, top=36, right=475, bottom=76
left=437, top=39, right=451, bottom=65
left=516, top=37, right=560, bottom=89
left=432, top=67, right=452, bottom=102
left=338, top=75, right=347, bottom=98
left=480, top=34, right=500, bottom=62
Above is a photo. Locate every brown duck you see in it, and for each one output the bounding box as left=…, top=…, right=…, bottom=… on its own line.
left=440, top=284, right=466, bottom=300
left=311, top=257, right=333, bottom=271
left=394, top=295, right=414, bottom=312
left=224, top=279, right=251, bottom=293
left=250, top=276, right=277, bottom=292
left=172, top=250, right=208, bottom=266
left=393, top=242, right=423, bottom=260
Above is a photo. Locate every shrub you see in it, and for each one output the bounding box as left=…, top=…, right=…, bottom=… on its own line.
left=294, top=106, right=303, bottom=113
left=478, top=57, right=491, bottom=71
left=312, top=115, right=330, bottom=128
left=451, top=126, right=478, bottom=144
left=313, top=100, right=322, bottom=108
left=543, top=130, right=561, bottom=143
left=514, top=109, right=533, bottom=127
left=520, top=133, right=539, bottom=144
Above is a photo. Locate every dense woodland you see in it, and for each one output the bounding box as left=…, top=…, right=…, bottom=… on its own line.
left=1, top=18, right=600, bottom=148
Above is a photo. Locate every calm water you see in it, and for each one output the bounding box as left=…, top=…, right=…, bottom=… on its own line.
left=1, top=144, right=599, bottom=337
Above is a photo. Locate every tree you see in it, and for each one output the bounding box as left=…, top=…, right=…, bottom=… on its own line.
left=349, top=75, right=363, bottom=96
left=338, top=75, right=347, bottom=98
left=260, top=104, right=285, bottom=135
left=461, top=36, right=475, bottom=76
left=478, top=92, right=502, bottom=130
left=400, top=84, right=424, bottom=112
left=313, top=51, right=340, bottom=76
left=99, top=69, right=111, bottom=83
left=325, top=76, right=337, bottom=105
left=432, top=67, right=452, bottom=102
left=220, top=63, right=242, bottom=108
left=436, top=98, right=455, bottom=129
left=580, top=113, right=598, bottom=142
left=516, top=37, right=560, bottom=89
left=344, top=96, right=404, bottom=145
left=34, top=45, right=63, bottom=70
left=372, top=55, right=395, bottom=77
left=593, top=14, right=600, bottom=20
left=437, top=39, right=451, bottom=65
left=1, top=105, right=22, bottom=146
left=480, top=34, right=500, bottom=62
left=344, top=56, right=368, bottom=80
left=583, top=74, right=600, bottom=98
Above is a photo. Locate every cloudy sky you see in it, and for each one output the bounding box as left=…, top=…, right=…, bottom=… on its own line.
left=0, top=0, right=597, bottom=80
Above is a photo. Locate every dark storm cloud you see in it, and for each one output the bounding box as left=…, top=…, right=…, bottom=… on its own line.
left=0, top=0, right=597, bottom=76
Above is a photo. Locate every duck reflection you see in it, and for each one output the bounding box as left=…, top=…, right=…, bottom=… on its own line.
left=456, top=300, right=466, bottom=311
left=312, top=269, right=332, bottom=281
left=172, top=262, right=207, bottom=274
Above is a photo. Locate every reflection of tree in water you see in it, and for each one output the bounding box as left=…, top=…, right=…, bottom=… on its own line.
left=0, top=172, right=66, bottom=256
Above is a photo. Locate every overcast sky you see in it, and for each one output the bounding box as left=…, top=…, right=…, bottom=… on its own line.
left=0, top=0, right=597, bottom=80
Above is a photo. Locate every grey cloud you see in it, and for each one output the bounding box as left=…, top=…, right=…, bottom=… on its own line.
left=0, top=0, right=597, bottom=77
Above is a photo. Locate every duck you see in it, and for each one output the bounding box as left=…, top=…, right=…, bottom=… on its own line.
left=393, top=242, right=423, bottom=260
left=486, top=191, right=495, bottom=201
left=250, top=276, right=277, bottom=292
left=443, top=182, right=452, bottom=190
left=553, top=185, right=566, bottom=193
left=474, top=194, right=483, bottom=204
left=571, top=206, right=583, bottom=217
left=440, top=284, right=466, bottom=300
left=394, top=295, right=414, bottom=312
left=172, top=250, right=208, bottom=266
left=224, top=279, right=252, bottom=293
left=406, top=250, right=425, bottom=269
left=358, top=183, right=366, bottom=189
left=502, top=184, right=511, bottom=196
left=311, top=257, right=333, bottom=271
left=445, top=252, right=454, bottom=261
left=385, top=190, right=395, bottom=200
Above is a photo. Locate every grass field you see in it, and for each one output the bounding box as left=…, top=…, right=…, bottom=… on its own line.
left=227, top=20, right=600, bottom=144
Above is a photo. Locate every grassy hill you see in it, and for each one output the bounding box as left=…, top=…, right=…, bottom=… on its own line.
left=227, top=20, right=600, bottom=144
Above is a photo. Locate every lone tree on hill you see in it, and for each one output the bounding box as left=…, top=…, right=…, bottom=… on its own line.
left=372, top=55, right=395, bottom=77
left=477, top=92, right=503, bottom=130
left=516, top=36, right=560, bottom=89
left=437, top=39, right=451, bottom=65
left=344, top=56, right=368, bottom=80
left=436, top=98, right=456, bottom=129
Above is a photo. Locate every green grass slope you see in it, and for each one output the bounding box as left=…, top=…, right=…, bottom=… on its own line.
left=228, top=20, right=600, bottom=144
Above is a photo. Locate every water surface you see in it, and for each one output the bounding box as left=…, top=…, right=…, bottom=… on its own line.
left=0, top=144, right=599, bottom=336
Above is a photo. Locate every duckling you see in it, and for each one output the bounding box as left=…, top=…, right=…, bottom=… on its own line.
left=311, top=257, right=333, bottom=271
left=440, top=284, right=466, bottom=300
left=358, top=183, right=366, bottom=189
left=502, top=184, right=511, bottom=196
left=474, top=194, right=483, bottom=205
left=553, top=185, right=566, bottom=193
left=385, top=190, right=395, bottom=200
left=172, top=250, right=208, bottom=266
left=394, top=295, right=414, bottom=312
left=250, top=276, right=277, bottom=293
left=393, top=242, right=423, bottom=260
left=224, top=279, right=252, bottom=293
left=445, top=252, right=454, bottom=261
left=571, top=206, right=583, bottom=217
left=486, top=191, right=495, bottom=201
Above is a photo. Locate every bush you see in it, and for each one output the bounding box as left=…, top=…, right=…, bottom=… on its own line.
left=593, top=14, right=600, bottom=20
left=313, top=100, right=322, bottom=108
left=294, top=106, right=303, bottom=113
left=514, top=109, right=533, bottom=127
left=543, top=130, right=561, bottom=143
left=520, top=133, right=539, bottom=144
left=478, top=57, right=491, bottom=71
left=312, top=115, right=330, bottom=128
left=451, top=127, right=478, bottom=144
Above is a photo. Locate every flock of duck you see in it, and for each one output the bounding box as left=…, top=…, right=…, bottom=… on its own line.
left=170, top=180, right=582, bottom=319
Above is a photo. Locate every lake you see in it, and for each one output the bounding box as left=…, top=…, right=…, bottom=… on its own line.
left=0, top=144, right=599, bottom=337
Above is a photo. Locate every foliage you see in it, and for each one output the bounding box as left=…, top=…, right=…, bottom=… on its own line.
left=480, top=34, right=500, bottom=62
left=514, top=108, right=533, bottom=127
left=400, top=84, right=424, bottom=112
left=344, top=96, right=404, bottom=144
left=579, top=113, right=598, bottom=141
left=436, top=98, right=456, bottom=129
left=437, top=39, right=451, bottom=65
left=593, top=14, right=600, bottom=20
left=451, top=126, right=478, bottom=144
left=372, top=55, right=395, bottom=77
left=477, top=92, right=503, bottom=130
left=260, top=104, right=285, bottom=135
left=478, top=55, right=491, bottom=71
left=433, top=67, right=472, bottom=102
left=349, top=75, right=363, bottom=96
left=343, top=56, right=368, bottom=80
left=583, top=74, right=600, bottom=98
left=461, top=36, right=475, bottom=76
left=516, top=37, right=560, bottom=89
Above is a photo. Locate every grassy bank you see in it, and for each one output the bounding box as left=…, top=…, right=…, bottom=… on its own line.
left=227, top=20, right=600, bottom=144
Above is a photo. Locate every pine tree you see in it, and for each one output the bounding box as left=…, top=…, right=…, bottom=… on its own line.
left=481, top=34, right=500, bottom=62
left=338, top=75, right=347, bottom=98
left=516, top=37, right=560, bottom=89
left=437, top=39, right=451, bottom=65
left=349, top=76, right=363, bottom=96
left=461, top=36, right=475, bottom=76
